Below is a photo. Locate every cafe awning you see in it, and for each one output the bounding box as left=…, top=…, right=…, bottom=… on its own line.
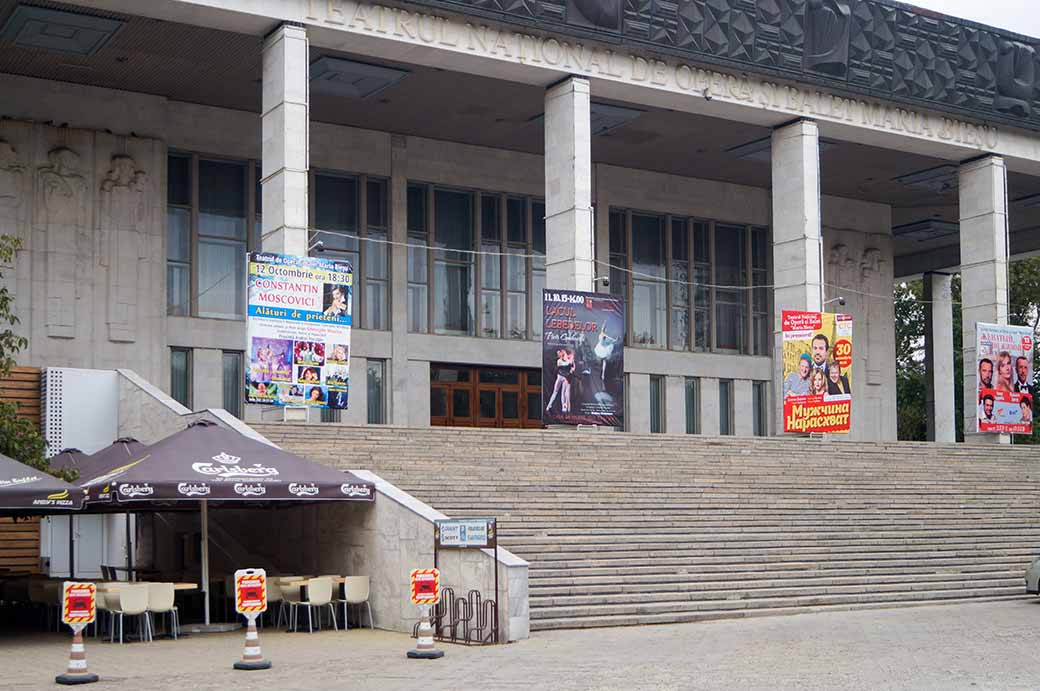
left=82, top=420, right=374, bottom=503
left=0, top=452, right=84, bottom=512
left=47, top=448, right=89, bottom=476
left=75, top=438, right=148, bottom=482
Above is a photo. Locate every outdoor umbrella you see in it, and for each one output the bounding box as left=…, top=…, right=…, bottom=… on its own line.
left=0, top=451, right=85, bottom=512
left=77, top=439, right=149, bottom=580
left=82, top=419, right=375, bottom=624
left=47, top=448, right=89, bottom=477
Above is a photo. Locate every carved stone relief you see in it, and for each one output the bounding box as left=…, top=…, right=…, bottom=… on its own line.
left=995, top=39, right=1035, bottom=118
left=98, top=153, right=149, bottom=343
left=804, top=0, right=850, bottom=78
left=35, top=146, right=89, bottom=339
left=569, top=0, right=620, bottom=30
left=0, top=140, right=26, bottom=210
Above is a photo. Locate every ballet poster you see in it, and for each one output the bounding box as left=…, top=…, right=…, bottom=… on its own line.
left=246, top=252, right=352, bottom=409
left=542, top=289, right=624, bottom=427
left=975, top=322, right=1034, bottom=434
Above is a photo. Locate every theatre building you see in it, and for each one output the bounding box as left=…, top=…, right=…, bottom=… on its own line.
left=2, top=0, right=1040, bottom=442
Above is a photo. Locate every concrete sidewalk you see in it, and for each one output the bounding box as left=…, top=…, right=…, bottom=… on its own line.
left=3, top=599, right=1040, bottom=690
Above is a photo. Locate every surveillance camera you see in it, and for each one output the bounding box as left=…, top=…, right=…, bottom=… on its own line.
left=838, top=296, right=846, bottom=306
left=600, top=277, right=610, bottom=288
left=314, top=240, right=325, bottom=252
left=702, top=88, right=713, bottom=102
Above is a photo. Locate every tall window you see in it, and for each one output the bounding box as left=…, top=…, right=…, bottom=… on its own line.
left=408, top=184, right=544, bottom=340
left=312, top=172, right=389, bottom=330
left=170, top=348, right=191, bottom=409
left=221, top=351, right=243, bottom=419
left=166, top=153, right=258, bottom=319
left=649, top=375, right=664, bottom=433
left=719, top=379, right=734, bottom=435
left=610, top=208, right=769, bottom=355
left=753, top=380, right=768, bottom=437
left=367, top=359, right=386, bottom=424
left=685, top=377, right=700, bottom=434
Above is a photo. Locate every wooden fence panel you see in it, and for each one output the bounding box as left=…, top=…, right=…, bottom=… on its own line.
left=0, top=366, right=41, bottom=574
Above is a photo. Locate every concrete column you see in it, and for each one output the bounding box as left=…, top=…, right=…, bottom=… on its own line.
left=959, top=155, right=1010, bottom=444
left=664, top=375, right=685, bottom=434
left=191, top=348, right=223, bottom=410
left=733, top=379, right=754, bottom=437
left=924, top=272, right=956, bottom=442
left=627, top=373, right=650, bottom=433
left=389, top=135, right=410, bottom=424
left=771, top=119, right=822, bottom=434
left=701, top=378, right=721, bottom=435
left=544, top=77, right=593, bottom=292
left=261, top=23, right=309, bottom=256
left=343, top=356, right=367, bottom=425
left=406, top=360, right=431, bottom=427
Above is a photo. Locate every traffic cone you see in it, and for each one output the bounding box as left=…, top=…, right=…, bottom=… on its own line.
left=55, top=628, right=99, bottom=685
left=233, top=616, right=271, bottom=670
left=407, top=606, right=444, bottom=659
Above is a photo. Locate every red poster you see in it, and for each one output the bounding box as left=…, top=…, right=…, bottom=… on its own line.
left=782, top=310, right=853, bottom=434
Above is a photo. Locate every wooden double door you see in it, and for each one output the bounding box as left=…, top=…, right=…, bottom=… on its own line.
left=430, top=365, right=542, bottom=428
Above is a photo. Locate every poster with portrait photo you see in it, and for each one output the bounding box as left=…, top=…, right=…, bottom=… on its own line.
left=246, top=252, right=352, bottom=408
left=326, top=365, right=349, bottom=390
left=541, top=289, right=624, bottom=427
left=781, top=310, right=853, bottom=434
left=976, top=322, right=1034, bottom=434
left=326, top=343, right=349, bottom=365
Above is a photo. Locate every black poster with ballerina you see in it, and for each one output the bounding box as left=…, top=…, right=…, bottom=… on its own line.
left=542, top=289, right=625, bottom=427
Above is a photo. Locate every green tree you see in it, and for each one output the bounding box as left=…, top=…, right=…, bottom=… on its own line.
left=1008, top=257, right=1040, bottom=444
left=0, top=236, right=69, bottom=478
left=894, top=280, right=927, bottom=441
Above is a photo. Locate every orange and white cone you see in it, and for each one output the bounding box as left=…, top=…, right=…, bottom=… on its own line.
left=407, top=606, right=444, bottom=659
left=55, top=628, right=99, bottom=685
left=233, top=616, right=271, bottom=670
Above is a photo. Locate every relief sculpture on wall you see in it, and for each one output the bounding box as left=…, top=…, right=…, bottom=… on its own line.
left=994, top=40, right=1036, bottom=118
left=98, top=154, right=149, bottom=343
left=36, top=146, right=88, bottom=339
left=804, top=0, right=851, bottom=78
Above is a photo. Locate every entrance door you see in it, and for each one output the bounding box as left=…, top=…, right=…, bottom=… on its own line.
left=431, top=365, right=541, bottom=428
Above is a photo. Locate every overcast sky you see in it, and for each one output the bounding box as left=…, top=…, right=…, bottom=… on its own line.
left=908, top=0, right=1040, bottom=39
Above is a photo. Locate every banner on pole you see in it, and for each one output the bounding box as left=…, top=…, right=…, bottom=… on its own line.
left=235, top=568, right=268, bottom=615
left=62, top=582, right=96, bottom=627
left=410, top=568, right=440, bottom=605
left=782, top=310, right=853, bottom=434
left=976, top=322, right=1034, bottom=434
left=541, top=289, right=624, bottom=427
left=246, top=252, right=352, bottom=410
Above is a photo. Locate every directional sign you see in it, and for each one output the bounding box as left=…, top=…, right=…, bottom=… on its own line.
left=62, top=582, right=96, bottom=626
left=410, top=568, right=440, bottom=605
left=435, top=518, right=497, bottom=549
left=235, top=568, right=267, bottom=615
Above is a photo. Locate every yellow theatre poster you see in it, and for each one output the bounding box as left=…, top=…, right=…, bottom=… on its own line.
left=781, top=310, right=853, bottom=434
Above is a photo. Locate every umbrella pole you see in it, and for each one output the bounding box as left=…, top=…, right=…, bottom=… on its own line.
left=68, top=515, right=75, bottom=579
left=125, top=512, right=132, bottom=581
left=201, top=501, right=210, bottom=626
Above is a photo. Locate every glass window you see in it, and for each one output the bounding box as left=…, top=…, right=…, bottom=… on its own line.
left=693, top=222, right=711, bottom=351
left=167, top=207, right=191, bottom=317
left=222, top=351, right=243, bottom=419
left=430, top=388, right=447, bottom=417
left=670, top=218, right=690, bottom=351
left=685, top=377, right=700, bottom=434
left=364, top=179, right=389, bottom=330
left=530, top=201, right=546, bottom=340
left=367, top=359, right=386, bottom=424
left=408, top=184, right=429, bottom=333
left=170, top=348, right=191, bottom=409
left=631, top=214, right=666, bottom=348
left=506, top=199, right=527, bottom=340
left=753, top=380, right=768, bottom=436
left=198, top=239, right=245, bottom=319
left=167, top=155, right=191, bottom=207
left=751, top=226, right=770, bottom=356
left=609, top=210, right=628, bottom=327
left=434, top=189, right=474, bottom=336
left=479, top=370, right=520, bottom=385
left=480, top=195, right=501, bottom=338
left=650, top=375, right=664, bottom=433
left=367, top=178, right=387, bottom=229
left=719, top=379, right=734, bottom=435
left=714, top=225, right=746, bottom=352
left=197, top=159, right=247, bottom=319
left=199, top=160, right=246, bottom=241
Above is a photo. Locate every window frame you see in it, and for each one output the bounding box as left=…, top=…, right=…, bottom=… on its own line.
left=367, top=358, right=387, bottom=425
left=169, top=347, right=192, bottom=409
left=221, top=350, right=244, bottom=419
left=408, top=182, right=544, bottom=341
left=309, top=168, right=391, bottom=332
left=609, top=207, right=771, bottom=356
left=166, top=151, right=260, bottom=320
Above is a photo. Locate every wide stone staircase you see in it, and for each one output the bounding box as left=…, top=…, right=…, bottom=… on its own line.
left=256, top=425, right=1040, bottom=630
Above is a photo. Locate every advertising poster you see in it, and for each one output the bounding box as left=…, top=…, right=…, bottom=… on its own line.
left=542, top=289, right=624, bottom=427
left=781, top=310, right=853, bottom=434
left=246, top=252, right=352, bottom=409
left=976, top=322, right=1034, bottom=434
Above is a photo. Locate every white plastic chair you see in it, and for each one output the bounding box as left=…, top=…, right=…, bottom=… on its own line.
left=297, top=577, right=336, bottom=633
left=111, top=583, right=152, bottom=644
left=275, top=577, right=302, bottom=630
left=146, top=583, right=179, bottom=640
left=95, top=585, right=120, bottom=639
left=342, top=576, right=373, bottom=630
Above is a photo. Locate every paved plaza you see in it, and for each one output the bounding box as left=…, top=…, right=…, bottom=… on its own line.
left=4, top=599, right=1040, bottom=690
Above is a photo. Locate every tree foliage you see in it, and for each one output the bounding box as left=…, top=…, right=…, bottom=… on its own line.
left=0, top=235, right=70, bottom=479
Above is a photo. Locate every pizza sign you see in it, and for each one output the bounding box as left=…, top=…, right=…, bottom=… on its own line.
left=235, top=568, right=267, bottom=614
left=62, top=582, right=96, bottom=626
left=410, top=568, right=440, bottom=605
